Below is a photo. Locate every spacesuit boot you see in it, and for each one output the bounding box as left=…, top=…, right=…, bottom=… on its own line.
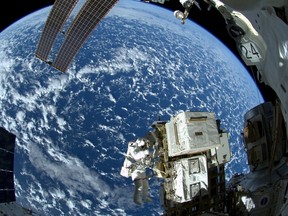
left=133, top=179, right=143, bottom=205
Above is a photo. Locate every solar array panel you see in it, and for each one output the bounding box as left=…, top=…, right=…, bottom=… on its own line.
left=0, top=128, right=16, bottom=203
left=52, top=0, right=119, bottom=72
left=35, top=0, right=79, bottom=61
left=0, top=128, right=15, bottom=153
left=35, top=0, right=119, bottom=72
left=0, top=171, right=14, bottom=189
left=0, top=149, right=14, bottom=171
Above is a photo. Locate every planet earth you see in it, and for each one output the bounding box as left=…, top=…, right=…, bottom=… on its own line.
left=0, top=0, right=263, bottom=215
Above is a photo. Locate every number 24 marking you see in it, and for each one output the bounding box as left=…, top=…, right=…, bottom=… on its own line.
left=240, top=43, right=260, bottom=60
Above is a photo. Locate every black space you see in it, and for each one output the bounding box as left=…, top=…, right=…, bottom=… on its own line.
left=0, top=0, right=275, bottom=102
left=1, top=1, right=54, bottom=32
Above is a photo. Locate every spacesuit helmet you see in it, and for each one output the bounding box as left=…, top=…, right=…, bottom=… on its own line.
left=136, top=138, right=146, bottom=147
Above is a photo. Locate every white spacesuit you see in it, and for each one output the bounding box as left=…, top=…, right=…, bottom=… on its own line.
left=120, top=138, right=152, bottom=205
left=130, top=139, right=152, bottom=205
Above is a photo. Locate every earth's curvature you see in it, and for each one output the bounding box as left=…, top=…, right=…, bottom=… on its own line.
left=0, top=0, right=263, bottom=215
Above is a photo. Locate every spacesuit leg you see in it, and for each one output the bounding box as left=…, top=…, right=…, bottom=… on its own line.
left=133, top=179, right=143, bottom=205
left=142, top=178, right=152, bottom=202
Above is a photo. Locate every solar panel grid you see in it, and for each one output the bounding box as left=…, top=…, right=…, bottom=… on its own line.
left=52, top=0, right=119, bottom=72
left=0, top=170, right=14, bottom=189
left=0, top=128, right=16, bottom=203
left=35, top=0, right=78, bottom=61
left=0, top=149, right=14, bottom=171
left=0, top=128, right=15, bottom=153
left=52, top=0, right=102, bottom=71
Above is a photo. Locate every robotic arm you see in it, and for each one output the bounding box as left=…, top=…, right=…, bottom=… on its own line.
left=174, top=0, right=201, bottom=24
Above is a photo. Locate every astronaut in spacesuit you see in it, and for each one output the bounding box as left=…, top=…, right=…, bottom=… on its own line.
left=128, top=138, right=152, bottom=205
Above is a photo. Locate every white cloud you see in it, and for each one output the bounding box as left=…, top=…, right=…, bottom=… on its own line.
left=28, top=143, right=112, bottom=198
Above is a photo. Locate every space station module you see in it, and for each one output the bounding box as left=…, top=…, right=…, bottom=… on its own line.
left=120, top=111, right=231, bottom=214
left=226, top=101, right=288, bottom=216
left=120, top=104, right=288, bottom=215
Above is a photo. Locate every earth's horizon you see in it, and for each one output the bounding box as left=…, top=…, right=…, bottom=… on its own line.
left=0, top=0, right=263, bottom=215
